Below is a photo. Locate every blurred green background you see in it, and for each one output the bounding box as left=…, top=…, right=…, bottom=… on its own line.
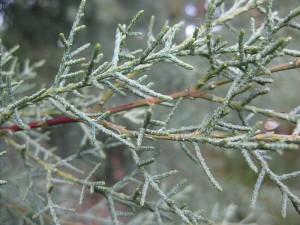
left=1, top=0, right=300, bottom=224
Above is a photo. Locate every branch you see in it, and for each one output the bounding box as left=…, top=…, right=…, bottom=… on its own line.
left=1, top=58, right=299, bottom=133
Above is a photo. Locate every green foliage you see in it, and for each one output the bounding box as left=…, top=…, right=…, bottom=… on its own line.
left=1, top=0, right=300, bottom=224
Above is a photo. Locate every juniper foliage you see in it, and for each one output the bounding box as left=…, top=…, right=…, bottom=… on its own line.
left=1, top=0, right=300, bottom=224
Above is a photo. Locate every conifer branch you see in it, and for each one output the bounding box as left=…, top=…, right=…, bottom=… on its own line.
left=1, top=0, right=300, bottom=223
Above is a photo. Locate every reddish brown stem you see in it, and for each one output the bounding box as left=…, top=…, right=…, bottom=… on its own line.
left=2, top=116, right=78, bottom=132
left=110, top=88, right=203, bottom=113
left=0, top=89, right=204, bottom=133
